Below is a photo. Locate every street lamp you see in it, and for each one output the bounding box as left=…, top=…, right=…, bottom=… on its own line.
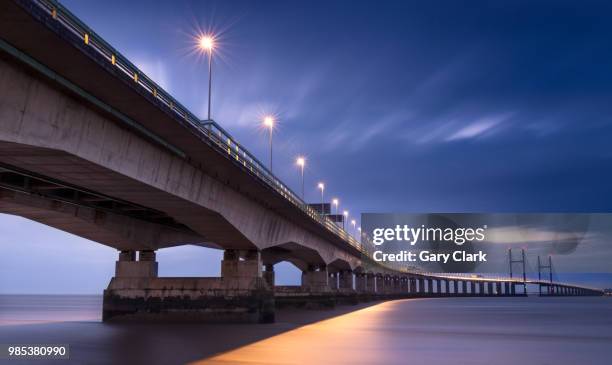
left=351, top=219, right=356, bottom=237
left=317, top=182, right=325, bottom=215
left=343, top=210, right=349, bottom=230
left=198, top=34, right=215, bottom=121
left=296, top=156, right=305, bottom=199
left=332, top=198, right=339, bottom=215
left=263, top=116, right=275, bottom=172
left=358, top=226, right=362, bottom=242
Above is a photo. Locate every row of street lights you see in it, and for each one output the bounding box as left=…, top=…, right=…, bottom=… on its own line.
left=197, top=33, right=361, bottom=241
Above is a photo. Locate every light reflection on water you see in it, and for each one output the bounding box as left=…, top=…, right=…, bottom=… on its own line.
left=195, top=297, right=612, bottom=365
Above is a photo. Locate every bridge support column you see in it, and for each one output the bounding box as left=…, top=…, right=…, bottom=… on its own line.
left=418, top=278, right=425, bottom=294
left=384, top=275, right=392, bottom=294
left=470, top=281, right=476, bottom=295
left=114, top=250, right=158, bottom=278
left=366, top=273, right=376, bottom=293
left=355, top=273, right=365, bottom=292
left=445, top=280, right=450, bottom=295
left=263, top=264, right=275, bottom=289
left=479, top=282, right=485, bottom=296
left=410, top=277, right=417, bottom=293
left=328, top=272, right=339, bottom=290
left=462, top=281, right=467, bottom=295
left=392, top=276, right=400, bottom=293
left=339, top=271, right=353, bottom=291
left=496, top=282, right=502, bottom=296
left=399, top=276, right=408, bottom=294
left=487, top=282, right=494, bottom=296
left=103, top=249, right=273, bottom=323
left=301, top=265, right=329, bottom=292
left=504, top=282, right=510, bottom=296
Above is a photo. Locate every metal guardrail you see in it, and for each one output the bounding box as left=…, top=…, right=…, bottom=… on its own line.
left=32, top=0, right=372, bottom=258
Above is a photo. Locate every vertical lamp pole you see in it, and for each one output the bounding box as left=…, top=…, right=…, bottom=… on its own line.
left=198, top=35, right=215, bottom=121
left=296, top=157, right=305, bottom=199
left=343, top=210, right=349, bottom=231
left=317, top=182, right=325, bottom=216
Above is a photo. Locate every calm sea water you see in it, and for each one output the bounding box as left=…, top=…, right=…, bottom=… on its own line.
left=0, top=295, right=611, bottom=364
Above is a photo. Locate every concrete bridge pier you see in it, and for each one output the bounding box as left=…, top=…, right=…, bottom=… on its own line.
left=393, top=276, right=401, bottom=294
left=400, top=277, right=409, bottom=293
left=328, top=272, right=339, bottom=291
left=410, top=277, right=417, bottom=293
left=103, top=249, right=274, bottom=323
left=384, top=275, right=393, bottom=294
left=264, top=264, right=275, bottom=289
left=301, top=265, right=329, bottom=292
left=355, top=273, right=366, bottom=292
left=366, top=273, right=376, bottom=293
left=338, top=271, right=354, bottom=291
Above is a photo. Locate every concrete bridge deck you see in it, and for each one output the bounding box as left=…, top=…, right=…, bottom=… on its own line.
left=0, top=0, right=603, bottom=322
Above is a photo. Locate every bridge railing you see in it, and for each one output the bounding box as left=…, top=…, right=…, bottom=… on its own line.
left=33, top=0, right=372, bottom=258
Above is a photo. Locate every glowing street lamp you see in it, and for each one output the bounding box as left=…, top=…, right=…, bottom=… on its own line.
left=198, top=34, right=215, bottom=121
left=343, top=210, right=349, bottom=230
left=358, top=226, right=362, bottom=242
left=332, top=198, right=339, bottom=215
left=296, top=156, right=305, bottom=199
left=351, top=219, right=356, bottom=237
left=263, top=116, right=275, bottom=172
left=317, top=182, right=325, bottom=215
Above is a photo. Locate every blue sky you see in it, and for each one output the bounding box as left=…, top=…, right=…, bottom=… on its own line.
left=2, top=0, right=612, bottom=293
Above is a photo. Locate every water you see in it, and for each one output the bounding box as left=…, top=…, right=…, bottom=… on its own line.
left=1, top=295, right=611, bottom=364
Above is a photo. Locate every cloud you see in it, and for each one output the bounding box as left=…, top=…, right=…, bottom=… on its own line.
left=445, top=113, right=511, bottom=141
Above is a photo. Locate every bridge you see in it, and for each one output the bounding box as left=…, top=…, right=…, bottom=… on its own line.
left=0, top=0, right=603, bottom=322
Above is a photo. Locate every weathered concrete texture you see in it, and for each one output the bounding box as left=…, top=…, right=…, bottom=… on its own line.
left=103, top=277, right=274, bottom=323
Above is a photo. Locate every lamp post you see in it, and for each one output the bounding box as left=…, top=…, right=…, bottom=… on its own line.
left=343, top=210, right=349, bottom=230
left=198, top=35, right=215, bottom=121
left=351, top=219, right=356, bottom=238
left=332, top=198, right=339, bottom=215
left=317, top=182, right=325, bottom=215
left=296, top=156, right=305, bottom=199
left=263, top=116, right=274, bottom=172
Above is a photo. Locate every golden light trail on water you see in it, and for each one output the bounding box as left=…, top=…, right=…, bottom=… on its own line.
left=191, top=301, right=402, bottom=365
